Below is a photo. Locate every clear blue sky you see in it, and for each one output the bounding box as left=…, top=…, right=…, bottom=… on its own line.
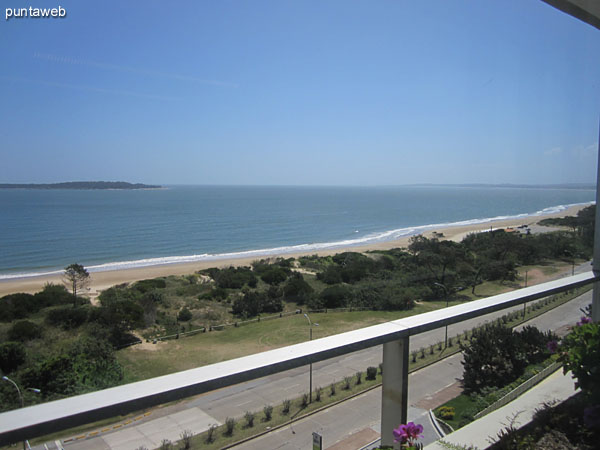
left=1, top=0, right=599, bottom=185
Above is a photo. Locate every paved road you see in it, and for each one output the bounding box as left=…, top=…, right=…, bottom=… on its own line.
left=240, top=289, right=592, bottom=450
left=41, top=263, right=592, bottom=450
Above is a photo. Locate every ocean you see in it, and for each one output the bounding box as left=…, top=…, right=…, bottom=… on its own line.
left=0, top=185, right=595, bottom=279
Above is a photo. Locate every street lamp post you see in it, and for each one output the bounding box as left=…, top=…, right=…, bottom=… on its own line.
left=303, top=313, right=318, bottom=403
left=433, top=282, right=449, bottom=348
left=2, top=376, right=40, bottom=450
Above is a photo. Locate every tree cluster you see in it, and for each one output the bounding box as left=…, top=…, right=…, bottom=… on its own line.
left=460, top=324, right=556, bottom=394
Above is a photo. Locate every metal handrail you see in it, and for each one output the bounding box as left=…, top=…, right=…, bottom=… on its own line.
left=0, top=271, right=596, bottom=445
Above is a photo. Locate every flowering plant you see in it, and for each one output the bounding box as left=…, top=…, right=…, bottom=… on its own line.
left=547, top=316, right=599, bottom=405
left=393, top=422, right=423, bottom=449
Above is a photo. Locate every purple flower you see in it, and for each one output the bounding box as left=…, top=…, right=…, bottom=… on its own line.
left=577, top=316, right=592, bottom=326
left=546, top=340, right=559, bottom=353
left=393, top=422, right=424, bottom=445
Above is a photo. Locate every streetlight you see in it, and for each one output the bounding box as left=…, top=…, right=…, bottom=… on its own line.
left=433, top=282, right=449, bottom=348
left=304, top=313, right=319, bottom=403
left=2, top=376, right=40, bottom=450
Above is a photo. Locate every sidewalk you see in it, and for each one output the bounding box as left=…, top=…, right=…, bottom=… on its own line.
left=424, top=369, right=578, bottom=450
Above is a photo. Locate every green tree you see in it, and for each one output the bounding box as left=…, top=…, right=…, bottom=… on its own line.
left=63, top=263, right=90, bottom=306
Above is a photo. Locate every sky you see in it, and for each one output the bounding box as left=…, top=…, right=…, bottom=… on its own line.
left=1, top=0, right=599, bottom=186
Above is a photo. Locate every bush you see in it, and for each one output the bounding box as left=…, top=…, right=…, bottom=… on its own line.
left=558, top=319, right=600, bottom=402
left=214, top=267, right=257, bottom=289
left=315, top=387, right=322, bottom=401
left=330, top=383, right=336, bottom=396
left=180, top=430, right=193, bottom=449
left=283, top=273, right=314, bottom=304
left=355, top=371, right=362, bottom=385
left=461, top=323, right=554, bottom=394
left=301, top=393, right=309, bottom=408
left=366, top=366, right=377, bottom=380
left=0, top=293, right=36, bottom=321
left=260, top=267, right=288, bottom=285
left=34, top=283, right=72, bottom=307
left=232, top=291, right=263, bottom=317
left=204, top=287, right=228, bottom=301
left=8, top=320, right=42, bottom=341
left=205, top=424, right=217, bottom=443
left=177, top=307, right=192, bottom=322
left=317, top=266, right=343, bottom=285
left=224, top=417, right=235, bottom=436
left=263, top=405, right=273, bottom=421
left=46, top=306, right=88, bottom=329
left=244, top=411, right=255, bottom=427
left=0, top=341, right=26, bottom=374
left=343, top=376, right=352, bottom=390
left=437, top=406, right=455, bottom=420
left=319, top=285, right=352, bottom=309
left=133, top=279, right=166, bottom=293
left=282, top=399, right=291, bottom=414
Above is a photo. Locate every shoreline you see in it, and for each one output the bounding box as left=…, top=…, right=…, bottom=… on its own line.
left=0, top=203, right=589, bottom=297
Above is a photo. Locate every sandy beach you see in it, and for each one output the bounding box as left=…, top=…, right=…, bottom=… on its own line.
left=0, top=204, right=589, bottom=298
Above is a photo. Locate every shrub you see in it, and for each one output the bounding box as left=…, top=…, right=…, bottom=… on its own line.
left=330, top=383, right=336, bottom=396
left=244, top=411, right=255, bottom=427
left=0, top=293, right=36, bottom=321
left=179, top=430, right=193, bottom=449
left=301, top=393, right=309, bottom=408
left=45, top=306, right=89, bottom=329
left=557, top=319, right=600, bottom=402
left=343, top=376, right=352, bottom=390
left=224, top=417, right=235, bottom=436
left=134, top=279, right=166, bottom=293
left=0, top=341, right=26, bottom=374
left=379, top=362, right=383, bottom=375
left=205, top=287, right=228, bottom=301
left=35, top=283, right=72, bottom=307
left=437, top=406, right=455, bottom=420
left=263, top=405, right=273, bottom=421
left=214, top=267, right=257, bottom=289
left=315, top=386, right=322, bottom=401
left=7, top=320, right=42, bottom=341
left=159, top=439, right=171, bottom=450
left=260, top=267, right=288, bottom=285
left=366, top=366, right=377, bottom=380
left=205, top=424, right=217, bottom=443
left=461, top=323, right=554, bottom=394
left=177, top=307, right=192, bottom=322
left=355, top=371, right=362, bottom=385
left=319, top=285, right=353, bottom=308
left=283, top=273, right=314, bottom=304
left=282, top=399, right=291, bottom=414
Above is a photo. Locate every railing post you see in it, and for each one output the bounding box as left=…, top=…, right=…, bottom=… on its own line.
left=593, top=123, right=600, bottom=323
left=380, top=336, right=409, bottom=446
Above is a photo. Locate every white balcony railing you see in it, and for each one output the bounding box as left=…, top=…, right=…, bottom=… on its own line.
left=0, top=270, right=596, bottom=447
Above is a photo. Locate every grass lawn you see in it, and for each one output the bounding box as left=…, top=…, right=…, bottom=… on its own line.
left=118, top=305, right=442, bottom=382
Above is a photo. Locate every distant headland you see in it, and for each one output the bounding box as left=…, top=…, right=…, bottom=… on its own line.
left=0, top=181, right=162, bottom=190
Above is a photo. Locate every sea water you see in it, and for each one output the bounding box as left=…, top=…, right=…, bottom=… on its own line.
left=0, top=185, right=595, bottom=279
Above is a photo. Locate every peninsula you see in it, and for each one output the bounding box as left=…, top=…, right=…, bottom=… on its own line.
left=0, top=181, right=162, bottom=190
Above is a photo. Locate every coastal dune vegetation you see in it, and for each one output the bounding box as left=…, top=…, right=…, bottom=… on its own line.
left=0, top=205, right=595, bottom=411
